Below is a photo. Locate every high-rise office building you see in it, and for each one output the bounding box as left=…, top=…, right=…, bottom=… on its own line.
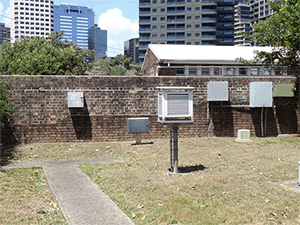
left=138, top=0, right=238, bottom=63
left=124, top=38, right=139, bottom=64
left=54, top=4, right=94, bottom=50
left=234, top=3, right=251, bottom=46
left=0, top=22, right=10, bottom=44
left=88, top=24, right=107, bottom=61
left=10, top=0, right=54, bottom=43
left=250, top=0, right=273, bottom=25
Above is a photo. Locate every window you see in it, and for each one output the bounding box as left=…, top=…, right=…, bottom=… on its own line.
left=161, top=0, right=165, bottom=3
left=195, top=16, right=200, bottom=19
left=153, top=9, right=157, bottom=12
left=152, top=26, right=157, bottom=29
left=160, top=25, right=165, bottom=29
left=153, top=0, right=157, bottom=3
left=161, top=17, right=165, bottom=20
left=187, top=7, right=191, bottom=11
left=189, top=68, right=197, bottom=76
left=195, top=33, right=200, bottom=37
left=195, top=42, right=200, bottom=45
left=152, top=34, right=157, bottom=37
left=176, top=69, right=185, bottom=76
left=187, top=33, right=191, bottom=37
left=187, top=16, right=191, bottom=20
left=187, top=25, right=191, bottom=28
left=161, top=34, right=165, bottom=37
left=195, top=7, right=200, bottom=11
left=187, top=42, right=191, bottom=45
left=161, top=8, right=165, bottom=12
left=195, top=24, right=200, bottom=28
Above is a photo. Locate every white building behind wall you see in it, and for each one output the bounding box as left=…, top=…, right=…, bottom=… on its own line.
left=10, top=0, right=54, bottom=43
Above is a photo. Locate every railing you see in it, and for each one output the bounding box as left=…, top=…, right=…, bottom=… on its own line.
left=139, top=11, right=151, bottom=14
left=202, top=35, right=216, bottom=39
left=139, top=28, right=151, bottom=31
left=139, top=2, right=151, bottom=6
left=163, top=66, right=295, bottom=77
left=202, top=9, right=216, bottom=13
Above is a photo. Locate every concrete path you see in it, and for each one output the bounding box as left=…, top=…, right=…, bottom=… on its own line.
left=1, top=158, right=135, bottom=225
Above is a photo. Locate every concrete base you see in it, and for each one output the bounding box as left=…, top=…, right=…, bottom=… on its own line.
left=283, top=182, right=300, bottom=193
left=235, top=138, right=253, bottom=143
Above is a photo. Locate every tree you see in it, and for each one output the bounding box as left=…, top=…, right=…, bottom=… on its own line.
left=0, top=81, right=18, bottom=128
left=87, top=54, right=141, bottom=76
left=0, top=32, right=94, bottom=75
left=245, top=0, right=300, bottom=75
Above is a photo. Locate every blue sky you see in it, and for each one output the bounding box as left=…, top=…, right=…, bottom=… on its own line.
left=0, top=0, right=139, bottom=56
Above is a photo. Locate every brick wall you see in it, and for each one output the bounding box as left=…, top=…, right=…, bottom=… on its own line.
left=0, top=75, right=298, bottom=144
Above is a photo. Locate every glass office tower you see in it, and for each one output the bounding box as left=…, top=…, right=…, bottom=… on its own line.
left=88, top=24, right=107, bottom=61
left=54, top=4, right=94, bottom=50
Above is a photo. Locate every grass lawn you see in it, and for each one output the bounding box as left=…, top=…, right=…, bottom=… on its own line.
left=1, top=136, right=300, bottom=224
left=0, top=167, right=67, bottom=224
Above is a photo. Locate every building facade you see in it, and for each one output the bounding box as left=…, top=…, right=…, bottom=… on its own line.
left=138, top=0, right=246, bottom=64
left=88, top=24, right=107, bottom=61
left=124, top=38, right=140, bottom=63
left=0, top=22, right=10, bottom=44
left=10, top=0, right=54, bottom=43
left=234, top=3, right=251, bottom=46
left=250, top=0, right=273, bottom=25
left=54, top=4, right=94, bottom=50
left=141, top=44, right=292, bottom=77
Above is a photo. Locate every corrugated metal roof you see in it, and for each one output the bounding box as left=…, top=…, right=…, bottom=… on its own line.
left=148, top=44, right=273, bottom=63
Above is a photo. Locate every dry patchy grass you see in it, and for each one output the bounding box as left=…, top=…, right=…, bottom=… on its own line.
left=0, top=167, right=66, bottom=224
left=2, top=136, right=300, bottom=224
left=77, top=137, right=300, bottom=225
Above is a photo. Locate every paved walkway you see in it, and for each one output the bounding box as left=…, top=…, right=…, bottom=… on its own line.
left=1, top=158, right=135, bottom=225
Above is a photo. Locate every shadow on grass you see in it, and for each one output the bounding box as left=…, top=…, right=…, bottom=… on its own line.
left=169, top=164, right=208, bottom=174
left=0, top=144, right=19, bottom=167
left=131, top=142, right=154, bottom=146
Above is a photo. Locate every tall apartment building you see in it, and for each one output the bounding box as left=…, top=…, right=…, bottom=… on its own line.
left=138, top=0, right=239, bottom=63
left=88, top=24, right=107, bottom=61
left=10, top=0, right=54, bottom=43
left=54, top=4, right=94, bottom=50
left=0, top=22, right=10, bottom=44
left=234, top=3, right=251, bottom=46
left=250, top=0, right=273, bottom=25
left=124, top=38, right=140, bottom=63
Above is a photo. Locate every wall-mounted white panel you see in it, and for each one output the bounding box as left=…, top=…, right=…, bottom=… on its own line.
left=250, top=82, right=273, bottom=107
left=68, top=92, right=84, bottom=108
left=207, top=81, right=229, bottom=101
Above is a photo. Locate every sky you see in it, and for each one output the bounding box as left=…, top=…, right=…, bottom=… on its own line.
left=0, top=0, right=139, bottom=56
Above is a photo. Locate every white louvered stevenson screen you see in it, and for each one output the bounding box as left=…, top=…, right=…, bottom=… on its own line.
left=156, top=87, right=194, bottom=124
left=167, top=94, right=189, bottom=116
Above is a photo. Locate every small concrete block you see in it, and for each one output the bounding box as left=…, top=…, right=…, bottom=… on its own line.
left=235, top=129, right=252, bottom=142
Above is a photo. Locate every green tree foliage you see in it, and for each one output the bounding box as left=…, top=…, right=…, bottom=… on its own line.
left=0, top=81, right=18, bottom=127
left=87, top=54, right=141, bottom=76
left=245, top=0, right=300, bottom=75
left=0, top=32, right=94, bottom=75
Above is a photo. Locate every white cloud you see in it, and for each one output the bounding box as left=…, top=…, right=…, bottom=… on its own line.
left=98, top=8, right=139, bottom=57
left=98, top=8, right=138, bottom=36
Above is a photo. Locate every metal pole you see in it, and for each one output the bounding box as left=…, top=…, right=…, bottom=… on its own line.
left=170, top=126, right=173, bottom=170
left=298, top=161, right=300, bottom=186
left=173, top=125, right=179, bottom=174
